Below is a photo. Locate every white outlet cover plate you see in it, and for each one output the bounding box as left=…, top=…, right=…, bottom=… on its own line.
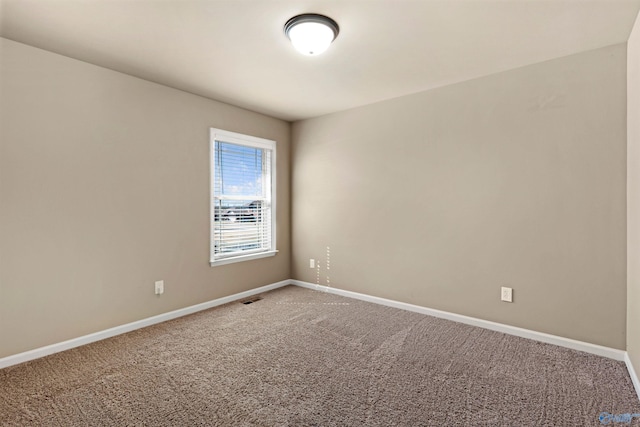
left=501, top=286, right=512, bottom=302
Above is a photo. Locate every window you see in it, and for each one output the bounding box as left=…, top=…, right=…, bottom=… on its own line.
left=210, top=129, right=276, bottom=266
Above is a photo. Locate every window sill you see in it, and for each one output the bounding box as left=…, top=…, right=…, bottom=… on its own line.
left=210, top=250, right=278, bottom=267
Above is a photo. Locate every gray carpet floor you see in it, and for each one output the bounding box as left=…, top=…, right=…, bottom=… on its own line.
left=1, top=285, right=639, bottom=426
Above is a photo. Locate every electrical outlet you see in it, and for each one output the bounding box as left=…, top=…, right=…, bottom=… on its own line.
left=155, top=280, right=164, bottom=295
left=310, top=259, right=315, bottom=269
left=501, top=286, right=512, bottom=303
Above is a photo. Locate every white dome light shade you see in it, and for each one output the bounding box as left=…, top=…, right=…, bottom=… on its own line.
left=284, top=14, right=339, bottom=56
left=288, top=22, right=334, bottom=56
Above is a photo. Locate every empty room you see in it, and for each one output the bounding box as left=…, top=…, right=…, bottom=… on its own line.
left=2, top=0, right=640, bottom=425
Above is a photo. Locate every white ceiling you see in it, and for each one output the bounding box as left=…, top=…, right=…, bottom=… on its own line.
left=1, top=0, right=639, bottom=122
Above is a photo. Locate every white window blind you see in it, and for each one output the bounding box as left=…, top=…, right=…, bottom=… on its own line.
left=210, top=129, right=276, bottom=266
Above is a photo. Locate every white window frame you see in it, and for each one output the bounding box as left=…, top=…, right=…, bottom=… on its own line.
left=210, top=128, right=277, bottom=266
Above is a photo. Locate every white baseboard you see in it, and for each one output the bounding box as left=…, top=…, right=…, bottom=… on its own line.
left=1, top=278, right=630, bottom=374
left=291, top=280, right=626, bottom=362
left=0, top=279, right=290, bottom=370
left=625, top=353, right=640, bottom=401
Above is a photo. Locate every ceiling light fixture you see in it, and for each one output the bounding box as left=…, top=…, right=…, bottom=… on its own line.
left=284, top=14, right=339, bottom=56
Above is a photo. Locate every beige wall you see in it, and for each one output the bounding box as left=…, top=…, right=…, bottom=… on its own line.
left=292, top=44, right=627, bottom=349
left=0, top=34, right=633, bottom=359
left=628, top=12, right=640, bottom=385
left=0, top=38, right=290, bottom=358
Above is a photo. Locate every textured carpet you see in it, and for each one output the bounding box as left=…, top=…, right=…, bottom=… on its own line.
left=1, top=285, right=638, bottom=426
